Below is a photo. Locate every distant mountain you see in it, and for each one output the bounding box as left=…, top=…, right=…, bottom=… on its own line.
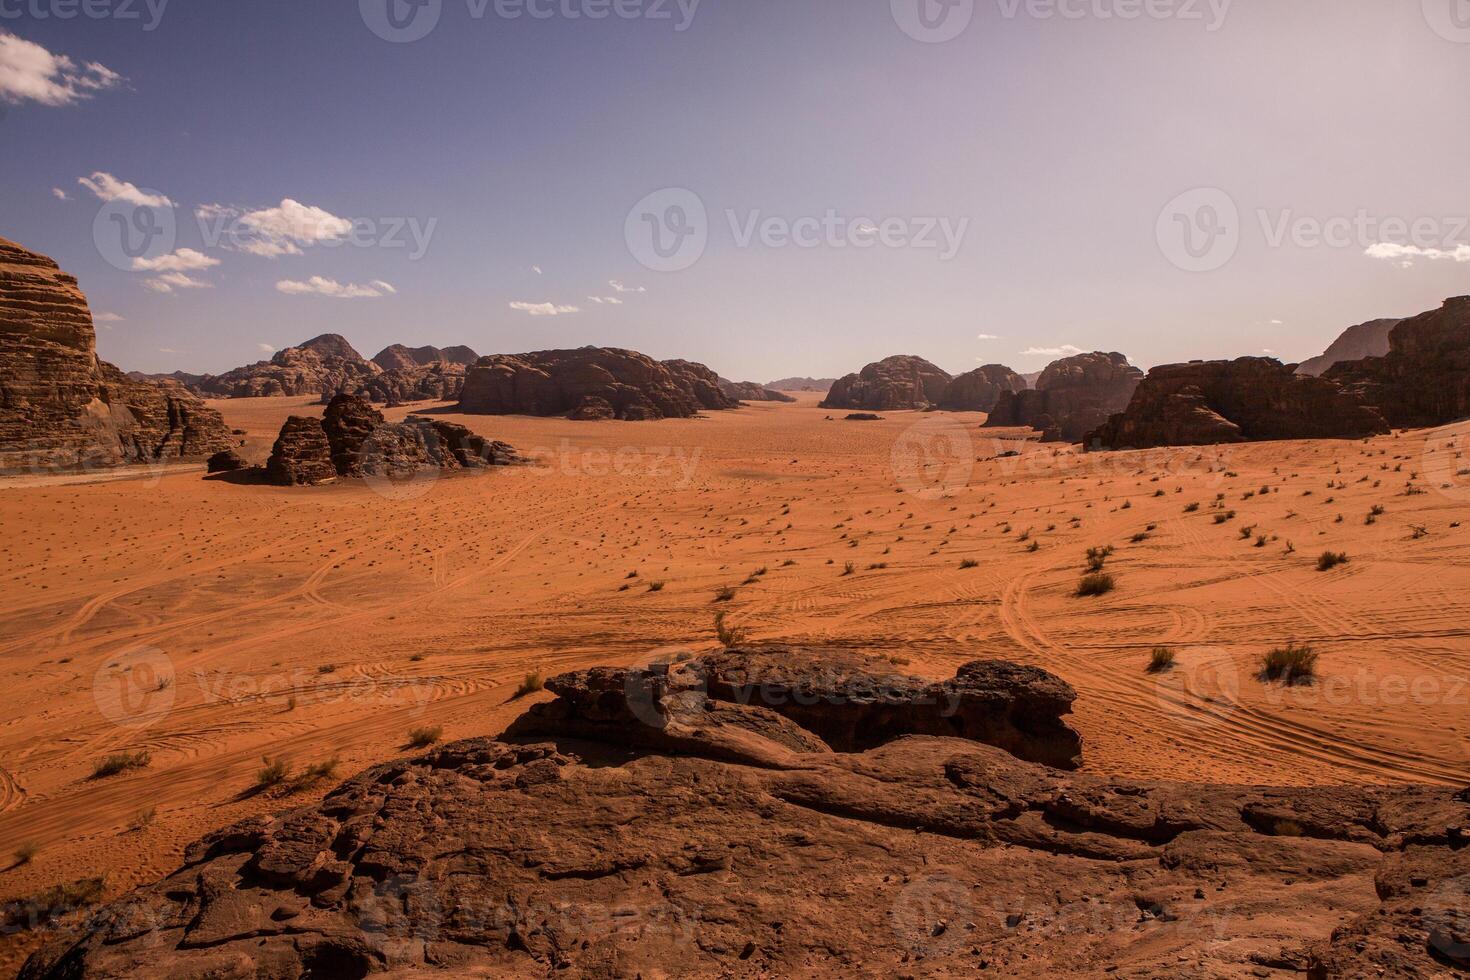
left=126, top=370, right=212, bottom=388
left=1021, top=371, right=1043, bottom=389
left=717, top=377, right=797, bottom=403
left=766, top=377, right=836, bottom=392
left=1296, top=318, right=1401, bottom=376
left=196, top=334, right=379, bottom=398
left=372, top=344, right=479, bottom=371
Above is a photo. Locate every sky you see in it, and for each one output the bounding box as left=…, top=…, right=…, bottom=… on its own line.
left=2, top=0, right=1468, bottom=381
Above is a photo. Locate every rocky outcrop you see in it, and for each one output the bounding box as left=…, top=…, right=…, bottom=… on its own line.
left=718, top=377, right=797, bottom=403
left=766, top=376, right=836, bottom=392
left=1327, top=296, right=1470, bottom=428
left=458, top=348, right=738, bottom=421
left=370, top=344, right=478, bottom=372
left=1297, top=317, right=1400, bottom=377
left=324, top=364, right=467, bottom=408
left=0, top=236, right=232, bottom=472
left=26, top=650, right=1469, bottom=979
left=1086, top=357, right=1392, bottom=449
left=819, top=355, right=952, bottom=411
left=938, top=363, right=1027, bottom=412
left=264, top=394, right=521, bottom=486
left=206, top=449, right=247, bottom=474
left=984, top=352, right=1142, bottom=443
left=197, top=335, right=381, bottom=399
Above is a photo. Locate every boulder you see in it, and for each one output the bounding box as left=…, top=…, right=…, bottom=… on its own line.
left=984, top=351, right=1142, bottom=442
left=1327, top=296, right=1470, bottom=428
left=458, top=348, right=738, bottom=420
left=1086, top=357, right=1392, bottom=449
left=844, top=412, right=883, bottom=421
left=938, top=363, right=1028, bottom=411
left=0, top=236, right=232, bottom=472
left=205, top=450, right=247, bottom=474
left=820, top=355, right=952, bottom=411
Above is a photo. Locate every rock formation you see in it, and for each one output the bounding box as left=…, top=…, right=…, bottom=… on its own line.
left=1297, top=317, right=1400, bottom=377
left=264, top=394, right=520, bottom=486
left=24, top=649, right=1469, bottom=979
left=0, top=236, right=232, bottom=471
left=324, top=365, right=467, bottom=408
left=196, top=335, right=381, bottom=399
left=1086, top=357, right=1392, bottom=449
left=457, top=348, right=738, bottom=421
left=819, top=355, right=953, bottom=411
left=938, top=363, right=1027, bottom=412
left=718, top=378, right=797, bottom=403
left=984, top=352, right=1142, bottom=443
left=1326, top=296, right=1470, bottom=428
left=766, top=376, right=836, bottom=392
left=370, top=344, right=478, bottom=372
left=206, top=450, right=247, bottom=474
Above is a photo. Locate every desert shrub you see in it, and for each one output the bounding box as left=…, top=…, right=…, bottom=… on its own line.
left=513, top=673, right=544, bottom=699
left=714, top=611, right=748, bottom=647
left=842, top=562, right=856, bottom=576
left=13, top=841, right=39, bottom=866
left=2, top=877, right=106, bottom=934
left=647, top=581, right=665, bottom=592
left=1076, top=573, right=1116, bottom=597
left=1085, top=546, right=1115, bottom=573
left=1147, top=647, right=1176, bottom=673
left=713, top=586, right=736, bottom=603
left=959, top=558, right=979, bottom=569
left=1184, top=502, right=1201, bottom=513
left=1317, top=551, right=1349, bottom=572
left=255, top=756, right=291, bottom=790
left=406, top=726, right=444, bottom=748
left=90, top=751, right=151, bottom=780
left=1261, top=644, right=1318, bottom=684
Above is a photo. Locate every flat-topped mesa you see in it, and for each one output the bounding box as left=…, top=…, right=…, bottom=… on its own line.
left=0, top=235, right=232, bottom=471
left=984, top=351, right=1142, bottom=443
left=197, top=334, right=381, bottom=399
left=938, top=363, right=1028, bottom=412
left=1086, top=357, right=1392, bottom=449
left=819, top=355, right=953, bottom=410
left=1326, top=296, right=1470, bottom=428
left=264, top=393, right=521, bottom=486
left=457, top=347, right=738, bottom=420
left=24, top=647, right=1469, bottom=978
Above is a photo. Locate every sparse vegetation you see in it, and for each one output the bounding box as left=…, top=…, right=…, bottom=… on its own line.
left=2, top=877, right=106, bottom=934
left=13, top=841, right=40, bottom=866
left=1261, top=644, right=1319, bottom=685
left=254, top=756, right=291, bottom=790
left=513, top=672, right=544, bottom=699
left=90, top=751, right=152, bottom=780
left=715, top=611, right=748, bottom=647
left=1076, top=572, right=1116, bottom=597
left=1317, top=551, right=1350, bottom=572
left=1085, top=546, right=1115, bottom=573
left=713, top=586, right=736, bottom=603
left=1147, top=647, right=1176, bottom=674
left=647, top=580, right=665, bottom=592
left=959, top=558, right=979, bottom=569
left=407, top=726, right=444, bottom=748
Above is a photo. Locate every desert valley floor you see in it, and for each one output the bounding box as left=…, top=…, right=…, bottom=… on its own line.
left=1, top=393, right=1469, bottom=971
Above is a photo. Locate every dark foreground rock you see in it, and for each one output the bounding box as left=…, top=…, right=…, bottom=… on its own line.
left=458, top=348, right=738, bottom=420
left=0, top=236, right=233, bottom=471
left=1086, top=357, right=1392, bottom=449
left=1327, top=296, right=1470, bottom=428
left=264, top=395, right=521, bottom=486
left=820, top=355, right=953, bottom=411
left=984, top=352, right=1142, bottom=443
left=24, top=650, right=1469, bottom=979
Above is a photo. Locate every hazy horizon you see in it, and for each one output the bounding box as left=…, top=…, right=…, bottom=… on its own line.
left=3, top=0, right=1468, bottom=381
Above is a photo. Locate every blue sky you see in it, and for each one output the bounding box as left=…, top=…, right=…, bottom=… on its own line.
left=2, top=0, right=1468, bottom=379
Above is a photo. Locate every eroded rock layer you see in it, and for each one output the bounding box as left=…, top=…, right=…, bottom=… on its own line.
left=1327, top=296, right=1470, bottom=428
left=23, top=649, right=1469, bottom=979
left=819, top=355, right=953, bottom=411
left=984, top=351, right=1142, bottom=443
left=0, top=236, right=232, bottom=471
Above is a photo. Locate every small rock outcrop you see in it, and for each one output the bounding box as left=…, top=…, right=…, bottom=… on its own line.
left=24, top=649, right=1469, bottom=979
left=197, top=335, right=381, bottom=399
left=718, top=377, right=797, bottom=403
left=1297, top=317, right=1400, bottom=377
left=0, top=236, right=232, bottom=471
left=938, top=363, right=1028, bottom=412
left=1086, top=358, right=1392, bottom=449
left=1327, top=296, right=1470, bottom=428
left=457, top=348, right=738, bottom=421
left=206, top=449, right=247, bottom=474
left=819, top=355, right=952, bottom=411
left=984, top=351, right=1143, bottom=442
left=323, top=364, right=468, bottom=408
left=264, top=394, right=521, bottom=486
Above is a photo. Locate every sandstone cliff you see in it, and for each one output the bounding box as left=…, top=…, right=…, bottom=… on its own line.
left=819, top=355, right=952, bottom=411
left=1297, top=317, right=1400, bottom=377
left=1326, top=296, right=1470, bottom=428
left=984, top=351, right=1142, bottom=442
left=938, top=363, right=1027, bottom=412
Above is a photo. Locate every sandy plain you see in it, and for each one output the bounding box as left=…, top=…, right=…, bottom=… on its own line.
left=1, top=392, right=1468, bottom=970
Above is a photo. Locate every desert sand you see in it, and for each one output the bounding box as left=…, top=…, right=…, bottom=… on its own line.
left=1, top=394, right=1468, bottom=970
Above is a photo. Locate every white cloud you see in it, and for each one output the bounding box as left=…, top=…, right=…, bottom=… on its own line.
left=95, top=311, right=124, bottom=323
left=158, top=347, right=182, bottom=354
left=78, top=172, right=172, bottom=208
left=143, top=272, right=212, bottom=293
left=257, top=343, right=276, bottom=352
left=131, top=248, right=220, bottom=274
left=977, top=333, right=1000, bottom=341
left=1020, top=345, right=1084, bottom=358
left=608, top=280, right=645, bottom=294
left=587, top=296, right=623, bottom=305
left=1365, top=242, right=1470, bottom=266
left=51, top=187, right=68, bottom=201
left=275, top=277, right=395, bottom=299
left=0, top=32, right=123, bottom=106
left=510, top=301, right=580, bottom=317
left=1269, top=319, right=1284, bottom=325
left=198, top=200, right=354, bottom=257
left=532, top=265, right=543, bottom=275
